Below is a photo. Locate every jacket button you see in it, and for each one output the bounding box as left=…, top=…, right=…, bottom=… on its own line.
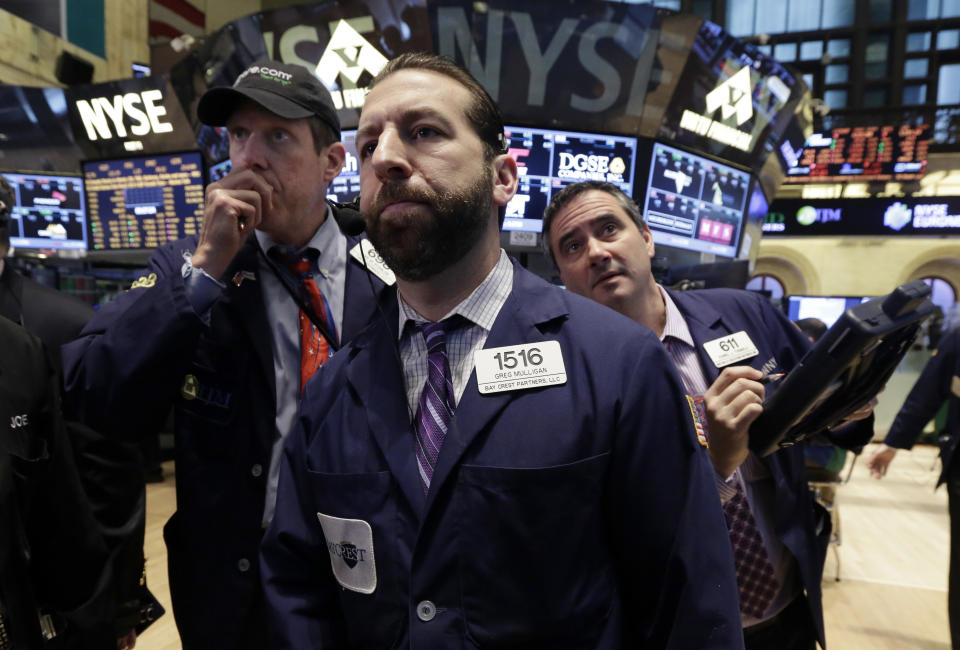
left=251, top=464, right=263, bottom=477
left=237, top=558, right=251, bottom=572
left=416, top=600, right=436, bottom=622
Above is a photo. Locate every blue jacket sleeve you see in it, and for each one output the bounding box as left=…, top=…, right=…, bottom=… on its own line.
left=885, top=328, right=960, bottom=449
left=61, top=242, right=208, bottom=439
left=610, top=338, right=744, bottom=649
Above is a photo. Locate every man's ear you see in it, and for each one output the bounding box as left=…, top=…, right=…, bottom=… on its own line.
left=321, top=142, right=347, bottom=184
left=491, top=153, right=519, bottom=208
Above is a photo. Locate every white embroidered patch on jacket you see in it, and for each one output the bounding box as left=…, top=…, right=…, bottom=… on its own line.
left=317, top=512, right=377, bottom=594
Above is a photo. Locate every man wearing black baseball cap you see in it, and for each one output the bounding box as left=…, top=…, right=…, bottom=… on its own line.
left=63, top=60, right=390, bottom=650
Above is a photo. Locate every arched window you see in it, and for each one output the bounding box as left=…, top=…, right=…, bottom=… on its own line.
left=746, top=274, right=785, bottom=299
left=921, top=276, right=957, bottom=326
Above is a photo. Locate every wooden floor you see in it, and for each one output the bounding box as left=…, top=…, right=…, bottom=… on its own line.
left=135, top=443, right=953, bottom=649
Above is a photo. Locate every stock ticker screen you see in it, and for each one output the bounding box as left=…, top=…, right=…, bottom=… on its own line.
left=502, top=125, right=638, bottom=233
left=83, top=152, right=205, bottom=251
left=643, top=142, right=750, bottom=258
left=1, top=172, right=87, bottom=250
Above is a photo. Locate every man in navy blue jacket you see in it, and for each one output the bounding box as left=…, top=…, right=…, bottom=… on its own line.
left=868, top=326, right=960, bottom=647
left=62, top=61, right=388, bottom=649
left=544, top=181, right=873, bottom=650
left=260, top=53, right=743, bottom=649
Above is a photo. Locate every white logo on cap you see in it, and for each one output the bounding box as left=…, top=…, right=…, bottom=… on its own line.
left=234, top=65, right=293, bottom=87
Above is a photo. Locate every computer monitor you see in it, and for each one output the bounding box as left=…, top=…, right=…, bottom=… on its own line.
left=1, top=171, right=88, bottom=251
left=83, top=151, right=205, bottom=251
left=642, top=142, right=751, bottom=259
left=786, top=295, right=874, bottom=328
left=207, top=158, right=232, bottom=183
left=502, top=125, right=639, bottom=234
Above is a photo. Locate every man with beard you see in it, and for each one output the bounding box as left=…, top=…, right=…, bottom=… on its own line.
left=260, top=53, right=743, bottom=649
left=62, top=61, right=388, bottom=649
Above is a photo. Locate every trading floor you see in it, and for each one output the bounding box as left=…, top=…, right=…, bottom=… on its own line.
left=135, top=442, right=951, bottom=650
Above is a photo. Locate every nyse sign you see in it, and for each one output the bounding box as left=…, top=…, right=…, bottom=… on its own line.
left=75, top=90, right=173, bottom=141
left=432, top=1, right=660, bottom=129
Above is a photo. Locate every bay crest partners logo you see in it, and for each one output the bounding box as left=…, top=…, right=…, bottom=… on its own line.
left=680, top=67, right=754, bottom=152
left=316, top=17, right=389, bottom=110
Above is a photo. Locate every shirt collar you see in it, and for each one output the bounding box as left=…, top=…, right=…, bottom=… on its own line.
left=255, top=203, right=337, bottom=267
left=658, top=285, right=695, bottom=348
left=397, top=249, right=513, bottom=340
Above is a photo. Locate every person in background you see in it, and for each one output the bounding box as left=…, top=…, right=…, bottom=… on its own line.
left=543, top=180, right=874, bottom=650
left=868, top=326, right=960, bottom=649
left=0, top=175, right=148, bottom=649
left=0, top=316, right=115, bottom=649
left=260, top=52, right=742, bottom=649
left=62, top=60, right=389, bottom=649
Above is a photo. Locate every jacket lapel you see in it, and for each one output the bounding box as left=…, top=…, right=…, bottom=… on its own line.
left=218, top=238, right=275, bottom=398
left=669, top=290, right=729, bottom=386
left=425, top=263, right=570, bottom=512
left=341, top=235, right=388, bottom=342
left=345, top=300, right=428, bottom=518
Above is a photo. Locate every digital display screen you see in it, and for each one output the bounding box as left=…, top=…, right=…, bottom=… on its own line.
left=764, top=197, right=960, bottom=236
left=661, top=20, right=800, bottom=170
left=2, top=172, right=87, bottom=250
left=642, top=142, right=750, bottom=258
left=787, top=295, right=873, bottom=327
left=207, top=158, right=231, bottom=183
left=784, top=124, right=930, bottom=183
left=327, top=129, right=360, bottom=204
left=502, top=125, right=638, bottom=233
left=83, top=152, right=205, bottom=251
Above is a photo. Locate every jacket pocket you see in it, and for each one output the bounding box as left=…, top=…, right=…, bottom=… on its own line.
left=455, top=452, right=615, bottom=646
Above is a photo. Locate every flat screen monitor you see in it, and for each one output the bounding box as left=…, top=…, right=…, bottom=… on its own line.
left=786, top=295, right=874, bottom=328
left=204, top=130, right=361, bottom=205
left=642, top=142, right=750, bottom=258
left=327, top=129, right=360, bottom=204
left=83, top=151, right=205, bottom=251
left=1, top=172, right=87, bottom=251
left=502, top=125, right=639, bottom=234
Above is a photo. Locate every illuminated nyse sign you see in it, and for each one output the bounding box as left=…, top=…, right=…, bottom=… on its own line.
left=766, top=198, right=960, bottom=236
left=75, top=90, right=173, bottom=141
left=680, top=67, right=757, bottom=152
left=314, top=18, right=388, bottom=110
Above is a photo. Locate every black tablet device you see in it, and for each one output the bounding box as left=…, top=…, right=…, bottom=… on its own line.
left=749, top=280, right=935, bottom=457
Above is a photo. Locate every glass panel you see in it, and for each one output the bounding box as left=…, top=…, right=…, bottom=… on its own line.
left=788, top=0, right=821, bottom=31
left=726, top=0, right=756, bottom=37
left=907, top=32, right=932, bottom=52
left=825, top=64, right=849, bottom=83
left=938, top=63, right=960, bottom=104
left=654, top=0, right=682, bottom=8
left=905, top=58, right=930, bottom=78
left=938, top=29, right=960, bottom=50
left=691, top=0, right=713, bottom=21
left=758, top=44, right=773, bottom=55
left=865, top=34, right=889, bottom=79
left=757, top=1, right=788, bottom=33
left=824, top=89, right=848, bottom=109
left=800, top=41, right=824, bottom=60
left=827, top=38, right=851, bottom=57
left=802, top=73, right=815, bottom=88
left=903, top=84, right=928, bottom=104
left=870, top=0, right=893, bottom=21
left=908, top=0, right=940, bottom=19
left=864, top=87, right=887, bottom=107
left=944, top=0, right=960, bottom=17
left=774, top=42, right=798, bottom=61
left=821, top=0, right=855, bottom=28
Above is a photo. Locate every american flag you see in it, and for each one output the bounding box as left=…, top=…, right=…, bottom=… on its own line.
left=149, top=0, right=205, bottom=44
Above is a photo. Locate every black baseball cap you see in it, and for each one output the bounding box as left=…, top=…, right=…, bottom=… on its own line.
left=197, top=60, right=340, bottom=139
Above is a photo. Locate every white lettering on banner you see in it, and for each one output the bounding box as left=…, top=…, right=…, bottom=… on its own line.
left=75, top=89, right=173, bottom=141
left=913, top=203, right=960, bottom=228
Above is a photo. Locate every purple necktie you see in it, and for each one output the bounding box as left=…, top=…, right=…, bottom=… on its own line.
left=722, top=480, right=780, bottom=619
left=414, top=319, right=458, bottom=492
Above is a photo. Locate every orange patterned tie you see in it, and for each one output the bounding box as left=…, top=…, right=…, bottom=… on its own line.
left=286, top=256, right=337, bottom=394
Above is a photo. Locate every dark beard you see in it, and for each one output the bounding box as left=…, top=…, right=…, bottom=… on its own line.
left=364, top=172, right=493, bottom=282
